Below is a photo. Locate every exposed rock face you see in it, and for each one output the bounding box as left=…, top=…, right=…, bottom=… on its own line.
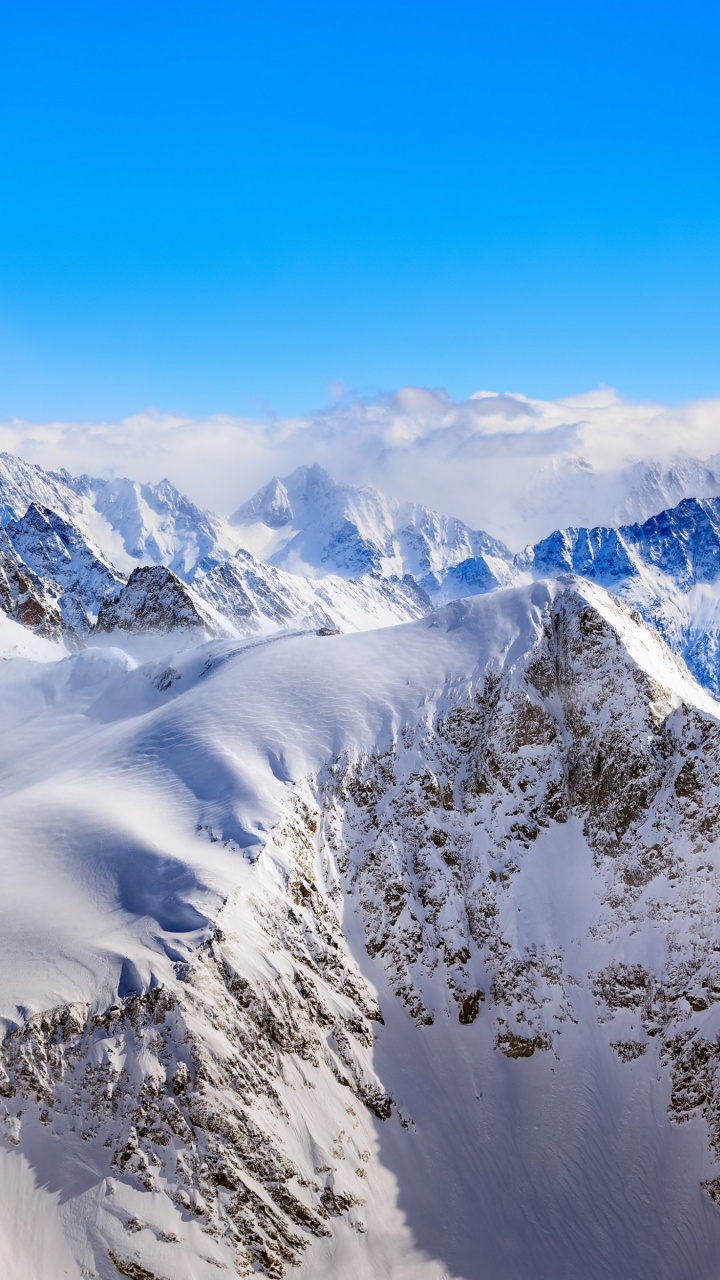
left=516, top=497, right=720, bottom=695
left=0, top=499, right=123, bottom=642
left=0, top=500, right=127, bottom=643
left=0, top=535, right=66, bottom=639
left=315, top=587, right=720, bottom=1166
left=96, top=566, right=217, bottom=635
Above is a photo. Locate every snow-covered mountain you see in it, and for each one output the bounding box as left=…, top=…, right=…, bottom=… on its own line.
left=231, top=463, right=514, bottom=592
left=3, top=582, right=720, bottom=1278
left=500, top=450, right=720, bottom=546
left=0, top=451, right=244, bottom=577
left=6, top=442, right=720, bottom=1275
left=0, top=454, right=432, bottom=642
left=518, top=497, right=720, bottom=695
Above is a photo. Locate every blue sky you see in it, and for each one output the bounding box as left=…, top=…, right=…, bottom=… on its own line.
left=1, top=0, right=719, bottom=420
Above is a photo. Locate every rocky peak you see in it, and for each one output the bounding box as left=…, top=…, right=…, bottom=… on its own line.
left=4, top=503, right=123, bottom=624
left=521, top=496, right=720, bottom=591
left=95, top=565, right=218, bottom=635
left=520, top=524, right=639, bottom=582
left=0, top=451, right=92, bottom=525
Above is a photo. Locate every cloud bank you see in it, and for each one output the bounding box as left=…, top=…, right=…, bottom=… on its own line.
left=2, top=387, right=720, bottom=547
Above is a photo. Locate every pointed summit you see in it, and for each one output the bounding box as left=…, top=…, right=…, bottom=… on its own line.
left=232, top=463, right=512, bottom=585
left=231, top=475, right=293, bottom=529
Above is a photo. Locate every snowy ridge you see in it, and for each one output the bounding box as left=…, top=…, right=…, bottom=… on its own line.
left=3, top=582, right=720, bottom=1276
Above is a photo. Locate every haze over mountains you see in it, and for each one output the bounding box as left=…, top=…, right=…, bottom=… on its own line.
left=4, top=448, right=720, bottom=1278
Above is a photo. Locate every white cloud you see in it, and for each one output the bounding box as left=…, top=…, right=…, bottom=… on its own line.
left=2, top=386, right=720, bottom=548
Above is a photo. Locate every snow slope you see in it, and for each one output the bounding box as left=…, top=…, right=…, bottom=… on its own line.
left=0, top=611, right=64, bottom=662
left=2, top=582, right=720, bottom=1277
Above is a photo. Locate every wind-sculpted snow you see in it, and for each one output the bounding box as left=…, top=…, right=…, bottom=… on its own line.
left=2, top=583, right=720, bottom=1277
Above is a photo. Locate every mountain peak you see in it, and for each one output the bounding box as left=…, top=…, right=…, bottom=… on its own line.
left=95, top=564, right=218, bottom=635
left=232, top=464, right=512, bottom=587
left=231, top=475, right=293, bottom=529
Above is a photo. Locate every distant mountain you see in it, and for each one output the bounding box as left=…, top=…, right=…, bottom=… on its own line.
left=0, top=451, right=242, bottom=578
left=522, top=496, right=720, bottom=588
left=5, top=451, right=720, bottom=700
left=231, top=462, right=514, bottom=592
left=0, top=454, right=432, bottom=643
left=471, top=450, right=720, bottom=546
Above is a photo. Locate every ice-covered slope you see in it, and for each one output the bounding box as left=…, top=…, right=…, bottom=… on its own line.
left=231, top=462, right=513, bottom=590
left=3, top=582, right=720, bottom=1277
left=0, top=610, right=64, bottom=662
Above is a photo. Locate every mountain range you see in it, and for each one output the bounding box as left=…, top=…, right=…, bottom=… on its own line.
left=3, top=450, right=720, bottom=697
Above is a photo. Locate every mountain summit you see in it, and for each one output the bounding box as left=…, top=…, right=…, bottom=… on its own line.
left=232, top=462, right=513, bottom=589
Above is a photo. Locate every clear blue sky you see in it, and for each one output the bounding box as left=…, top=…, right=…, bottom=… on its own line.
left=1, top=0, right=719, bottom=420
